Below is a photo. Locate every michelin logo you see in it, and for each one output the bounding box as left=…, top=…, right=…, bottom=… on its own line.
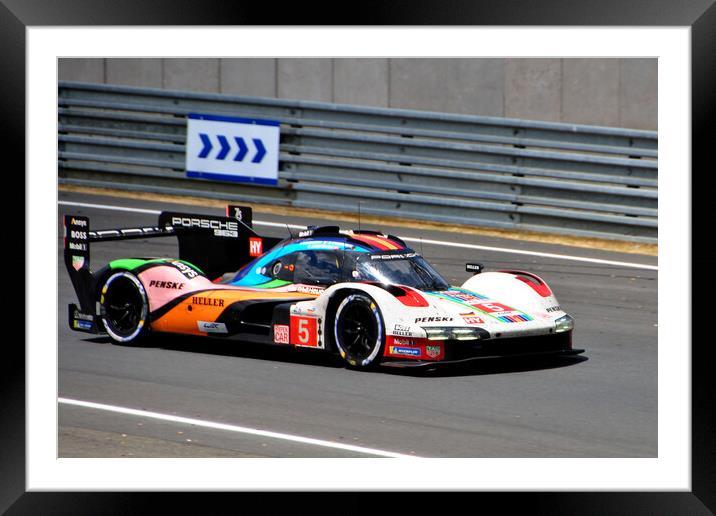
left=73, top=320, right=93, bottom=331
left=389, top=346, right=421, bottom=357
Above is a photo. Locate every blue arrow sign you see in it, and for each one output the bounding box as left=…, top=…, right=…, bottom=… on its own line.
left=198, top=133, right=213, bottom=158
left=216, top=135, right=231, bottom=160
left=187, top=113, right=279, bottom=186
left=197, top=134, right=269, bottom=163
left=252, top=138, right=266, bottom=163
left=234, top=137, right=248, bottom=162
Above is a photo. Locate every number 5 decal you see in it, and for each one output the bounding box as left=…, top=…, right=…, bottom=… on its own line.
left=290, top=316, right=318, bottom=347
left=475, top=302, right=512, bottom=313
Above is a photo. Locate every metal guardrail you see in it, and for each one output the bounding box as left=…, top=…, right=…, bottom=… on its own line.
left=58, top=81, right=658, bottom=243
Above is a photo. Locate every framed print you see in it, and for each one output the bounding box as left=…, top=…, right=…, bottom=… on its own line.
left=5, top=0, right=714, bottom=513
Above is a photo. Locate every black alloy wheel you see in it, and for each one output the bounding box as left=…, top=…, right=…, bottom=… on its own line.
left=100, top=271, right=149, bottom=344
left=334, top=293, right=384, bottom=369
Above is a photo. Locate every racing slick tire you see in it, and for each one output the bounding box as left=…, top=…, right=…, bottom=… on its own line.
left=333, top=292, right=385, bottom=370
left=99, top=271, right=149, bottom=345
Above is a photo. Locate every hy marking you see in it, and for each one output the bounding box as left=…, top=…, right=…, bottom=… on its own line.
left=58, top=200, right=658, bottom=271
left=58, top=397, right=418, bottom=458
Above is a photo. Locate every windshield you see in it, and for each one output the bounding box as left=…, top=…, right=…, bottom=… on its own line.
left=354, top=253, right=449, bottom=291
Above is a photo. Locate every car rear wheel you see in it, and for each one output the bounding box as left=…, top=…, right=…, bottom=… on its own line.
left=99, top=271, right=148, bottom=344
left=333, top=293, right=385, bottom=369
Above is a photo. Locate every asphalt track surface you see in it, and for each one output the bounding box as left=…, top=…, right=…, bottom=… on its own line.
left=57, top=191, right=658, bottom=458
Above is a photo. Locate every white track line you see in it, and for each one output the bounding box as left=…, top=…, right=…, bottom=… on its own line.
left=59, top=397, right=418, bottom=458
left=60, top=201, right=162, bottom=216
left=399, top=236, right=658, bottom=270
left=58, top=200, right=657, bottom=271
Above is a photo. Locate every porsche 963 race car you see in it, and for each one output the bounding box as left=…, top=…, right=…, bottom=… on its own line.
left=64, top=205, right=582, bottom=369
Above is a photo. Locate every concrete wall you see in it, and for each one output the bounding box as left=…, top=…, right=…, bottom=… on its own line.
left=59, top=58, right=657, bottom=130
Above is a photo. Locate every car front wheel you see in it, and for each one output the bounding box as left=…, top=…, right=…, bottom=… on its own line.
left=333, top=293, right=385, bottom=369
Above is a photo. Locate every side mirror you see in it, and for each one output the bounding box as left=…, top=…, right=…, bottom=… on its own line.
left=466, top=263, right=484, bottom=274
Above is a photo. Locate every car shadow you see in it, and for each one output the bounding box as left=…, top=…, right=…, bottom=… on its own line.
left=83, top=334, right=347, bottom=369
left=380, top=355, right=589, bottom=378
left=83, top=334, right=587, bottom=377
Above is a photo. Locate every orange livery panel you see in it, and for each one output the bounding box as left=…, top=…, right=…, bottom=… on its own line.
left=150, top=289, right=315, bottom=336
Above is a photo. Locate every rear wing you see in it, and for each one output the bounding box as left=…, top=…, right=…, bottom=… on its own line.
left=63, top=204, right=282, bottom=314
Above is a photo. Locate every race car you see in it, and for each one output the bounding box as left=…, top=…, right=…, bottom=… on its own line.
left=64, top=204, right=582, bottom=369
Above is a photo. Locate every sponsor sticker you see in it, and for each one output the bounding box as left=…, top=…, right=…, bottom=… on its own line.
left=296, top=285, right=325, bottom=295
left=391, top=337, right=417, bottom=346
left=149, top=280, right=185, bottom=290
left=462, top=315, right=485, bottom=325
left=370, top=252, right=416, bottom=261
left=73, top=320, right=93, bottom=331
left=70, top=230, right=88, bottom=240
left=73, top=310, right=93, bottom=322
left=191, top=296, right=225, bottom=307
left=71, top=255, right=85, bottom=271
left=384, top=337, right=444, bottom=361
left=273, top=324, right=290, bottom=344
left=546, top=305, right=562, bottom=313
left=447, top=291, right=484, bottom=303
left=197, top=321, right=228, bottom=333
left=249, top=237, right=263, bottom=257
left=66, top=216, right=90, bottom=256
left=393, top=324, right=415, bottom=337
left=415, top=316, right=453, bottom=323
left=425, top=345, right=442, bottom=359
left=389, top=346, right=421, bottom=357
left=171, top=260, right=200, bottom=279
left=171, top=216, right=239, bottom=233
left=300, top=240, right=345, bottom=250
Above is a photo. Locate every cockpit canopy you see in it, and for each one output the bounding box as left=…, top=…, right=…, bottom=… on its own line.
left=230, top=239, right=449, bottom=292
left=352, top=252, right=449, bottom=291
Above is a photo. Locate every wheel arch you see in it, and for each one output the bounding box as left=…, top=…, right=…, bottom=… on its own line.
left=330, top=289, right=387, bottom=369
left=323, top=287, right=363, bottom=353
left=461, top=270, right=563, bottom=314
left=321, top=282, right=403, bottom=352
left=98, top=269, right=150, bottom=344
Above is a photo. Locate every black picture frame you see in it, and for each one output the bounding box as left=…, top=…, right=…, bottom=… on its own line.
left=5, top=0, right=713, bottom=513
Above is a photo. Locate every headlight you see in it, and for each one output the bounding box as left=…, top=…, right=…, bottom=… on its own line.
left=449, top=328, right=481, bottom=340
left=423, top=327, right=481, bottom=340
left=424, top=327, right=451, bottom=340
left=554, top=314, right=574, bottom=333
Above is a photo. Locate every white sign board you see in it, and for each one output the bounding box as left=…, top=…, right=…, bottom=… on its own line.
left=185, top=113, right=280, bottom=185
